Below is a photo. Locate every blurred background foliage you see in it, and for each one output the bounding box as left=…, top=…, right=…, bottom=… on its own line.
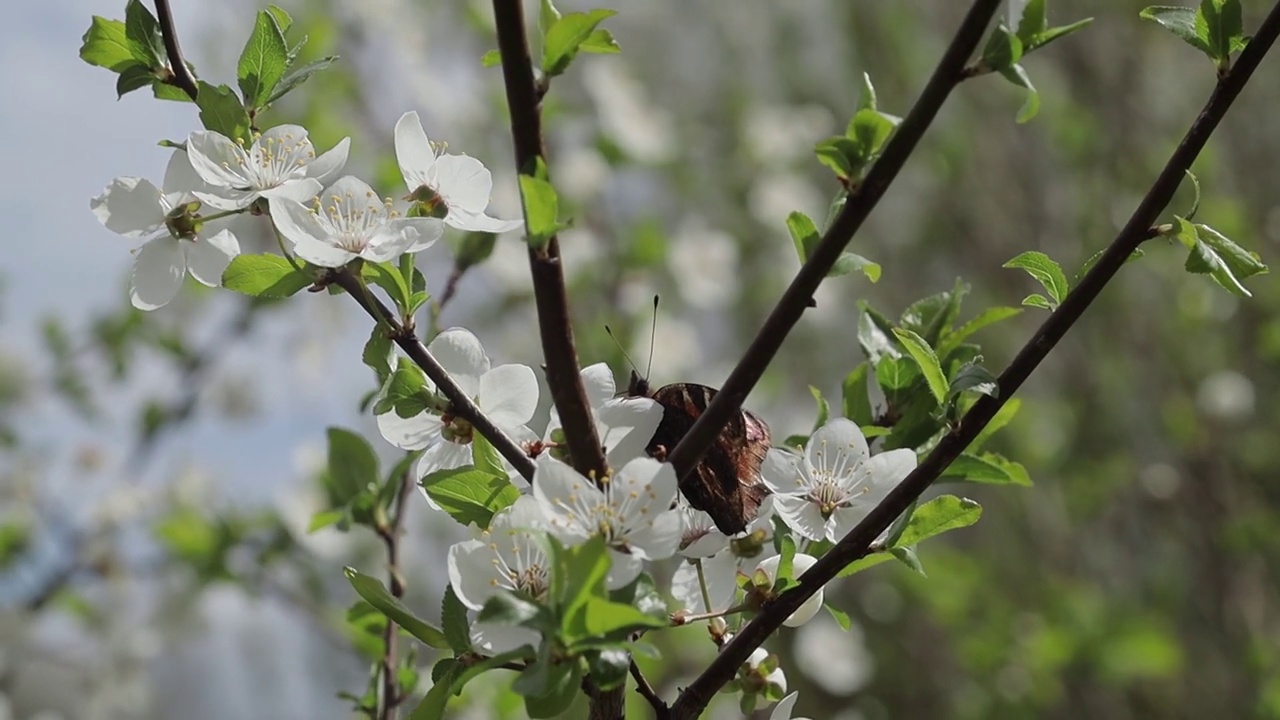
left=3, top=0, right=1280, bottom=718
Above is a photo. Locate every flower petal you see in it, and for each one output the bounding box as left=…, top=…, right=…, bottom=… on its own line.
left=444, top=208, right=525, bottom=234
left=194, top=188, right=257, bottom=211
left=616, top=456, right=678, bottom=509
left=770, top=693, right=801, bottom=720
left=306, top=137, right=351, bottom=184
left=162, top=149, right=213, bottom=198
left=598, top=397, right=663, bottom=467
left=756, top=553, right=824, bottom=627
left=771, top=494, right=827, bottom=542
left=416, top=438, right=472, bottom=479
left=366, top=217, right=442, bottom=260
left=864, top=448, right=917, bottom=492
left=428, top=328, right=488, bottom=395
left=579, top=363, right=616, bottom=406
left=394, top=111, right=437, bottom=191
left=494, top=495, right=548, bottom=533
left=184, top=229, right=240, bottom=286
left=269, top=198, right=353, bottom=267
left=91, top=177, right=165, bottom=237
left=605, top=550, right=643, bottom=590
left=260, top=177, right=323, bottom=205
left=805, top=418, right=869, bottom=476
left=479, top=364, right=539, bottom=427
left=447, top=539, right=494, bottom=610
left=532, top=456, right=599, bottom=543
left=434, top=154, right=494, bottom=214
left=375, top=407, right=441, bottom=452
left=671, top=552, right=736, bottom=613
left=761, top=448, right=803, bottom=494
left=129, top=237, right=185, bottom=310
left=623, top=507, right=682, bottom=561
left=186, top=130, right=250, bottom=188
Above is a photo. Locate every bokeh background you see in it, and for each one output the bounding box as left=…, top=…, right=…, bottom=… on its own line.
left=3, top=0, right=1280, bottom=718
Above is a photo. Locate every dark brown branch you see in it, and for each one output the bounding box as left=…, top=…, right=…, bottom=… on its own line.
left=666, top=0, right=1003, bottom=481
left=630, top=662, right=669, bottom=719
left=376, top=465, right=416, bottom=720
left=331, top=270, right=537, bottom=480
left=491, top=0, right=607, bottom=483
left=153, top=0, right=198, bottom=100
left=669, top=3, right=1280, bottom=717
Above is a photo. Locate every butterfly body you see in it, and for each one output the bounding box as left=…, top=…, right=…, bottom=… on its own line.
left=628, top=372, right=771, bottom=534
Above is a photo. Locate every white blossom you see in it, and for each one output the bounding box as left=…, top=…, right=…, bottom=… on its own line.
left=762, top=418, right=915, bottom=542
left=533, top=455, right=681, bottom=589
left=755, top=553, right=824, bottom=628
left=770, top=693, right=812, bottom=720
left=542, top=362, right=663, bottom=468
left=90, top=150, right=240, bottom=310
left=394, top=111, right=523, bottom=233
left=187, top=124, right=348, bottom=210
left=270, top=175, right=442, bottom=267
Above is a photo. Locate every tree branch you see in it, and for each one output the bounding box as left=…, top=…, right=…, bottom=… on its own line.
left=490, top=0, right=607, bottom=483
left=669, top=4, right=1280, bottom=717
left=630, top=662, right=669, bottom=719
left=666, top=0, right=1003, bottom=481
left=376, top=464, right=416, bottom=720
left=153, top=0, right=198, bottom=100
left=331, top=270, right=537, bottom=480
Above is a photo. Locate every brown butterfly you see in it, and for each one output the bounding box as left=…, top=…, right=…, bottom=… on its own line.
left=628, top=371, right=771, bottom=535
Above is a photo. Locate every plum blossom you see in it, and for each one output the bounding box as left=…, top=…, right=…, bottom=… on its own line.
left=394, top=111, right=523, bottom=233
left=755, top=553, right=824, bottom=628
left=533, top=455, right=681, bottom=589
left=770, top=693, right=812, bottom=720
left=375, top=328, right=538, bottom=486
left=270, top=176, right=443, bottom=267
left=448, top=496, right=547, bottom=654
left=739, top=646, right=787, bottom=704
left=186, top=124, right=348, bottom=210
left=762, top=418, right=916, bottom=542
left=91, top=150, right=240, bottom=310
left=542, top=362, right=663, bottom=468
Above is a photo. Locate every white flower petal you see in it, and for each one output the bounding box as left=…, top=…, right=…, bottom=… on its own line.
left=444, top=208, right=524, bottom=234
left=616, top=456, right=678, bottom=509
left=184, top=229, right=240, bottom=286
left=495, top=495, right=548, bottom=533
left=532, top=456, right=599, bottom=543
left=375, top=406, right=441, bottom=451
left=864, top=448, right=917, bottom=491
left=306, top=136, right=351, bottom=184
left=479, top=364, right=539, bottom=427
left=772, top=494, right=827, bottom=542
left=186, top=131, right=249, bottom=188
left=579, top=363, right=617, bottom=407
left=598, top=397, right=663, bottom=467
left=162, top=149, right=212, bottom=198
left=434, top=154, right=494, bottom=213
left=671, top=553, right=736, bottom=612
left=194, top=188, right=257, bottom=211
left=416, top=439, right=473, bottom=479
left=378, top=217, right=443, bottom=255
left=269, top=198, right=354, bottom=267
left=805, top=418, right=869, bottom=475
left=129, top=237, right=185, bottom=310
left=447, top=540, right=493, bottom=610
left=770, top=693, right=802, bottom=720
left=756, top=554, right=824, bottom=627
left=394, top=111, right=437, bottom=191
left=606, top=550, right=643, bottom=590
left=761, top=448, right=803, bottom=494
left=624, top=508, right=682, bottom=560
left=260, top=178, right=323, bottom=205
left=91, top=177, right=165, bottom=237
left=428, top=328, right=489, bottom=394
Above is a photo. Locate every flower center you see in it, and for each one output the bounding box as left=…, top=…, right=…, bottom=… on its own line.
left=491, top=532, right=550, bottom=601
left=808, top=477, right=852, bottom=518
left=243, top=132, right=314, bottom=189
left=441, top=414, right=474, bottom=445
left=313, top=189, right=394, bottom=253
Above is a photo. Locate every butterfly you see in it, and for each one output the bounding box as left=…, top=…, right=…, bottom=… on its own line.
left=628, top=371, right=772, bottom=535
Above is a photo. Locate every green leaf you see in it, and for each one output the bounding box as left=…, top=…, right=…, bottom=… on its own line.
left=80, top=17, right=139, bottom=71
left=1015, top=0, right=1047, bottom=43
left=344, top=568, right=450, bottom=649
left=124, top=0, right=166, bottom=70
left=941, top=452, right=1032, bottom=486
left=1028, top=17, right=1095, bottom=52
left=891, top=328, right=948, bottom=405
left=539, top=0, right=563, bottom=36
left=847, top=107, right=898, bottom=159
left=456, top=232, right=498, bottom=270
left=522, top=660, right=581, bottom=718
left=1140, top=6, right=1214, bottom=55
left=441, top=585, right=473, bottom=654
left=362, top=327, right=394, bottom=383
left=307, top=509, right=345, bottom=533
left=807, top=386, right=830, bottom=434
left=824, top=603, right=853, bottom=631
left=1183, top=169, right=1202, bottom=220
left=327, top=427, right=379, bottom=503
left=237, top=9, right=290, bottom=108
left=947, top=362, right=999, bottom=402
left=580, top=28, right=621, bottom=54
left=981, top=24, right=1024, bottom=71
left=938, top=307, right=1021, bottom=359
left=421, top=467, right=520, bottom=529
left=890, top=546, right=926, bottom=576
left=115, top=65, right=155, bottom=98
left=1021, top=293, right=1054, bottom=310
left=410, top=649, right=532, bottom=720
left=892, top=495, right=983, bottom=547
left=471, top=432, right=505, bottom=480
left=519, top=171, right=560, bottom=250
left=479, top=591, right=555, bottom=635
left=221, top=254, right=311, bottom=297
left=264, top=55, right=338, bottom=105
left=579, top=596, right=668, bottom=639
left=1003, top=250, right=1069, bottom=308
left=481, top=50, right=502, bottom=67
left=842, top=363, right=875, bottom=425
left=196, top=81, right=251, bottom=143
left=859, top=72, right=878, bottom=111
left=374, top=359, right=434, bottom=418
left=542, top=9, right=616, bottom=76
left=584, top=647, right=630, bottom=691
left=836, top=552, right=893, bottom=578
left=830, top=252, right=882, bottom=282
left=1192, top=223, right=1268, bottom=292
left=874, top=355, right=920, bottom=393
left=557, top=536, right=610, bottom=640
left=787, top=211, right=821, bottom=263
left=609, top=573, right=668, bottom=624
left=972, top=398, right=1021, bottom=449
left=999, top=63, right=1041, bottom=123
left=813, top=137, right=862, bottom=179
left=363, top=261, right=413, bottom=313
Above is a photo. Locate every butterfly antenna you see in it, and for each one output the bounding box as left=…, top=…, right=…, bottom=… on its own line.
left=646, top=295, right=659, bottom=379
left=605, top=324, right=641, bottom=377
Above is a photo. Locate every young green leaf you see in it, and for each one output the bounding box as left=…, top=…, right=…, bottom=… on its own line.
left=891, top=328, right=949, bottom=405
left=580, top=28, right=621, bottom=54
left=519, top=174, right=561, bottom=250
left=1003, top=250, right=1069, bottom=308
left=981, top=24, right=1024, bottom=71
left=890, top=546, right=926, bottom=576
left=237, top=9, right=290, bottom=109
left=124, top=0, right=166, bottom=71
left=362, top=327, right=394, bottom=383
left=116, top=65, right=156, bottom=98
left=891, top=495, right=983, bottom=547
left=941, top=452, right=1032, bottom=486
left=362, top=261, right=413, bottom=314
left=824, top=603, right=853, bottom=631
left=471, top=432, right=506, bottom=481
left=835, top=552, right=893, bottom=578
left=420, top=467, right=520, bottom=529
left=441, top=585, right=473, bottom=654
left=221, top=254, right=311, bottom=297
left=808, top=386, right=830, bottom=434
left=1140, top=6, right=1214, bottom=56
left=542, top=9, right=617, bottom=77
left=264, top=56, right=338, bottom=106
left=327, top=427, right=379, bottom=503
left=1027, top=17, right=1094, bottom=52
left=481, top=50, right=503, bottom=68
left=787, top=211, right=821, bottom=264
left=938, top=306, right=1021, bottom=359
left=1000, top=63, right=1041, bottom=123
left=80, top=17, right=139, bottom=71
left=1015, top=0, right=1048, bottom=43
left=584, top=648, right=630, bottom=691
left=344, top=568, right=450, bottom=649
left=842, top=363, right=875, bottom=426
left=196, top=81, right=252, bottom=144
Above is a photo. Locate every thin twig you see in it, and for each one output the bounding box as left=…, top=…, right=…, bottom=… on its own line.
left=665, top=0, right=1003, bottom=482
left=153, top=0, right=198, bottom=100
left=331, top=269, right=537, bottom=480
left=629, top=662, right=669, bottom=719
left=490, top=0, right=607, bottom=483
left=669, top=3, right=1280, bottom=716
left=376, top=464, right=416, bottom=720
